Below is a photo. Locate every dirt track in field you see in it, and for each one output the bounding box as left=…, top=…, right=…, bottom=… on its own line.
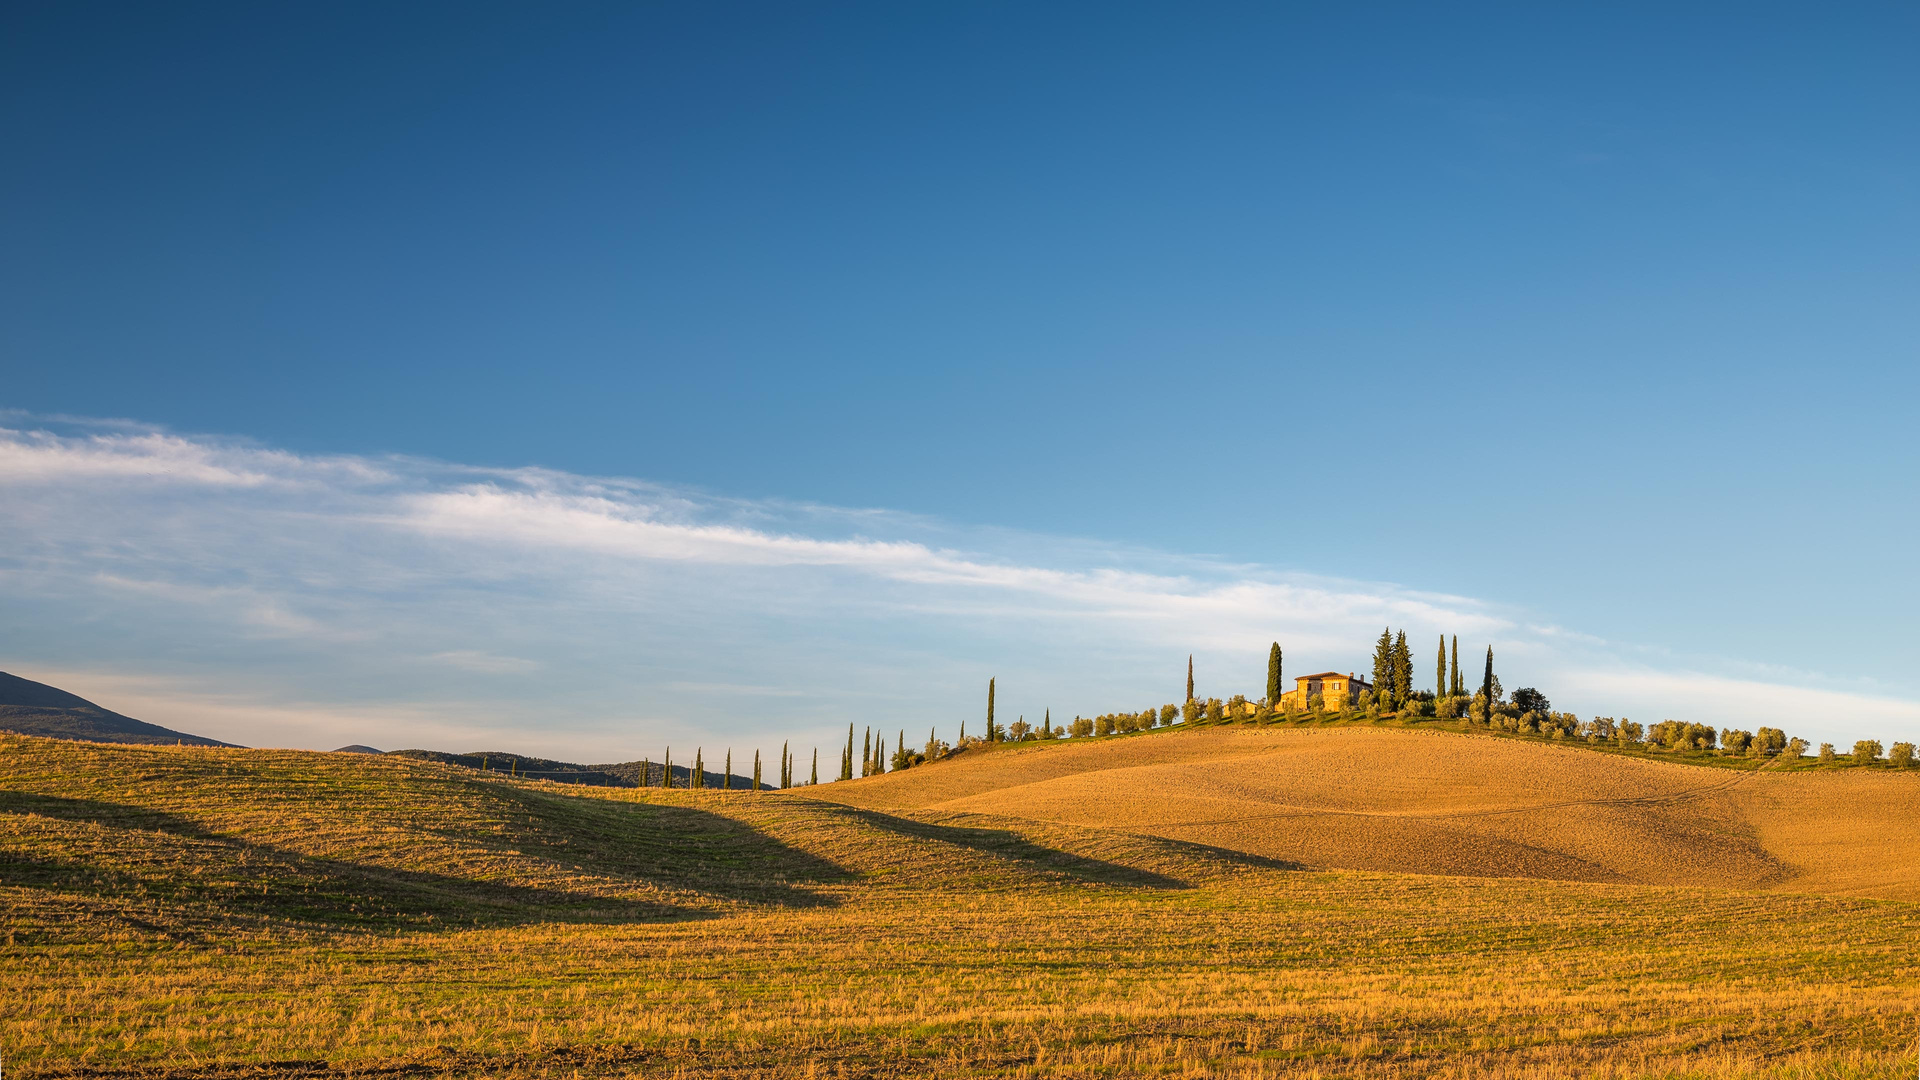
left=810, top=726, right=1920, bottom=899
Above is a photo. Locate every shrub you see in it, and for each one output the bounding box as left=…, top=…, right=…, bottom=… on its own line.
left=1435, top=696, right=1460, bottom=719
left=1818, top=743, right=1836, bottom=763
left=1009, top=719, right=1032, bottom=740
left=1890, top=743, right=1915, bottom=768
left=1306, top=693, right=1324, bottom=713
left=1650, top=721, right=1717, bottom=752
left=1852, top=740, right=1882, bottom=765
left=1468, top=696, right=1488, bottom=724
left=1404, top=697, right=1433, bottom=718
left=1511, top=688, right=1551, bottom=714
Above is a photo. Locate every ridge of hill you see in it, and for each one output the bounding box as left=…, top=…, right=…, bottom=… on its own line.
left=0, top=671, right=233, bottom=747
left=814, top=723, right=1920, bottom=900
left=386, top=749, right=773, bottom=790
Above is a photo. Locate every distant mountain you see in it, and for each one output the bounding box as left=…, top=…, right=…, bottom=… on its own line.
left=386, top=748, right=773, bottom=790
left=0, top=670, right=236, bottom=747
left=333, top=744, right=384, bottom=754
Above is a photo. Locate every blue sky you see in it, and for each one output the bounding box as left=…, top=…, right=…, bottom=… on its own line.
left=3, top=4, right=1915, bottom=757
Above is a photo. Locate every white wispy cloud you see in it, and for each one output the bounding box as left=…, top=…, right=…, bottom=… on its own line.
left=0, top=418, right=1911, bottom=757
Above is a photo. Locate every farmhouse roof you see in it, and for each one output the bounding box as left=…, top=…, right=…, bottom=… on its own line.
left=1297, top=671, right=1363, bottom=681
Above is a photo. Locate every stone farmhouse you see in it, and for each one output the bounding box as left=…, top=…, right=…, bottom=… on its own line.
left=1278, top=671, right=1371, bottom=711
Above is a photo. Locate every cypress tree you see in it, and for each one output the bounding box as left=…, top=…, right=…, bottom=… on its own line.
left=1451, top=636, right=1461, bottom=697
left=1481, top=646, right=1494, bottom=706
left=898, top=728, right=906, bottom=766
left=693, top=749, right=703, bottom=790
left=810, top=748, right=818, bottom=785
left=1371, top=628, right=1393, bottom=692
left=1266, top=643, right=1282, bottom=705
left=1186, top=655, right=1194, bottom=702
left=724, top=750, right=732, bottom=790
left=664, top=748, right=671, bottom=789
left=752, top=751, right=761, bottom=791
left=862, top=727, right=872, bottom=775
left=842, top=724, right=854, bottom=781
left=1392, top=630, right=1412, bottom=705
left=987, top=678, right=996, bottom=742
left=1436, top=636, right=1447, bottom=698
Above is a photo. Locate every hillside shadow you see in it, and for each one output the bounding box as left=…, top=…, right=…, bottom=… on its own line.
left=480, top=786, right=854, bottom=902
left=0, top=790, right=839, bottom=929
left=827, top=805, right=1193, bottom=888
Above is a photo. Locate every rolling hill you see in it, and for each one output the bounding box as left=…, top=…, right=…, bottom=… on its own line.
left=812, top=724, right=1920, bottom=900
left=0, top=732, right=1247, bottom=936
left=0, top=670, right=233, bottom=746
left=4, top=728, right=1917, bottom=1078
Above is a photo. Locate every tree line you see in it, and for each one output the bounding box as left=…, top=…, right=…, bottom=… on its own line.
left=627, top=638, right=1916, bottom=788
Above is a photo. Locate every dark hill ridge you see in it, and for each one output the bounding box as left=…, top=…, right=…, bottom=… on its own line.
left=0, top=671, right=234, bottom=747
left=387, top=748, right=775, bottom=790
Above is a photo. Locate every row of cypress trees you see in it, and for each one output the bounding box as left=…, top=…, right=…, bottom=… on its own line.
left=627, top=640, right=1500, bottom=794
left=636, top=742, right=818, bottom=790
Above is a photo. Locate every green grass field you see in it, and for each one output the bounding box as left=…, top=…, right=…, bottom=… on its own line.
left=4, top=732, right=1917, bottom=1079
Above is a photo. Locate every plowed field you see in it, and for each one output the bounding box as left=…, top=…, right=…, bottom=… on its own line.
left=814, top=725, right=1920, bottom=899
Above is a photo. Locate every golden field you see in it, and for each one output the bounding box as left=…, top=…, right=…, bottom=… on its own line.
left=3, top=725, right=1918, bottom=1079
left=815, top=725, right=1920, bottom=900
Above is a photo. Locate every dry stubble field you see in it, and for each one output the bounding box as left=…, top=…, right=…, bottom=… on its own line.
left=3, top=727, right=1918, bottom=1079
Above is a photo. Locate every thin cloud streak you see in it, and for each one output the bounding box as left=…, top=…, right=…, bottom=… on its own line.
left=0, top=419, right=1911, bottom=756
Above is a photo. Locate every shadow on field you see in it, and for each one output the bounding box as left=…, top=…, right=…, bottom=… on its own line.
left=0, top=790, right=839, bottom=930
left=480, top=786, right=854, bottom=904
left=0, top=789, right=205, bottom=834
left=831, top=805, right=1195, bottom=888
